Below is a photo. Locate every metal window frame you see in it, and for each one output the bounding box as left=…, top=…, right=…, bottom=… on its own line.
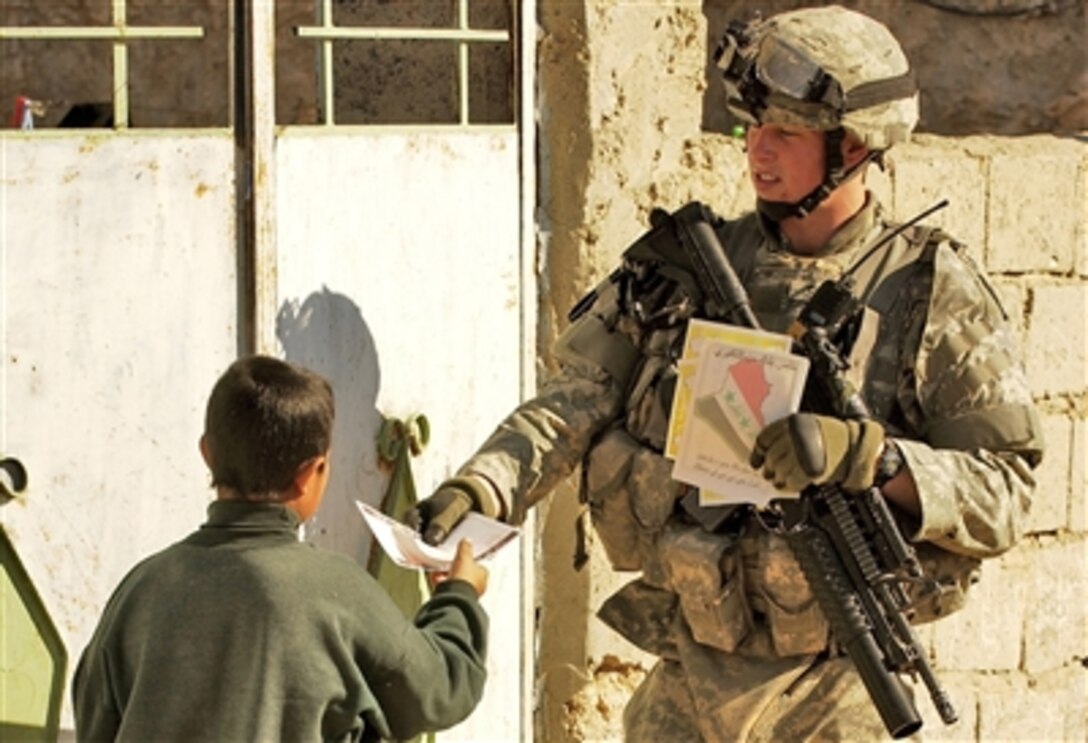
left=294, top=0, right=513, bottom=127
left=0, top=0, right=204, bottom=129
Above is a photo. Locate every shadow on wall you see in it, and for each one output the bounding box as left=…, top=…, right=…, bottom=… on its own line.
left=276, top=287, right=383, bottom=564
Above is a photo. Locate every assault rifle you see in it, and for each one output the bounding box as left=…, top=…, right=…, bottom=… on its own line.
left=658, top=201, right=957, bottom=739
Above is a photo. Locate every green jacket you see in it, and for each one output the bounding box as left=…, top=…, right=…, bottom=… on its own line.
left=72, top=500, right=488, bottom=742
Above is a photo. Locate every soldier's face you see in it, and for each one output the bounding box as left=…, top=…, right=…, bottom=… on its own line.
left=745, top=124, right=826, bottom=203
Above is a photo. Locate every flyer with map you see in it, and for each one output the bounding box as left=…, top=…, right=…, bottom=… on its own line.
left=669, top=320, right=809, bottom=508
left=665, top=319, right=792, bottom=459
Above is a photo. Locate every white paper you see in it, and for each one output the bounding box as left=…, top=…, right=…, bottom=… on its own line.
left=665, top=319, right=793, bottom=459
left=670, top=336, right=809, bottom=508
left=355, top=501, right=520, bottom=572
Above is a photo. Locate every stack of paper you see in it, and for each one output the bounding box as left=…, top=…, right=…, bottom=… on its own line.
left=356, top=501, right=519, bottom=572
left=666, top=319, right=809, bottom=508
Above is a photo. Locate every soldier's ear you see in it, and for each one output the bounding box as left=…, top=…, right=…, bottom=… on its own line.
left=841, top=133, right=870, bottom=170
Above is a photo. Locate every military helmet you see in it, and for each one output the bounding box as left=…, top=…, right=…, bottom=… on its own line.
left=715, top=5, right=918, bottom=150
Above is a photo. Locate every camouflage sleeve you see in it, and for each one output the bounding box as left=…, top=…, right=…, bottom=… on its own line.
left=899, top=244, right=1042, bottom=558
left=456, top=356, right=626, bottom=525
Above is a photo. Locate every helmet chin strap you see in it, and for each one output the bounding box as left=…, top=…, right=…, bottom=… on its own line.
left=757, top=128, right=881, bottom=223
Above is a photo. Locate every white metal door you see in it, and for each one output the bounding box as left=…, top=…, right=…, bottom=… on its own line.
left=0, top=132, right=239, bottom=735
left=276, top=129, right=528, bottom=743
left=2, top=2, right=533, bottom=741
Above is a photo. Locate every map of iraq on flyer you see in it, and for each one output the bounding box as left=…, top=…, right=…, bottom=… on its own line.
left=669, top=319, right=809, bottom=509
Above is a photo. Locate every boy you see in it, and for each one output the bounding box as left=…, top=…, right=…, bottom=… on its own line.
left=73, top=355, right=489, bottom=742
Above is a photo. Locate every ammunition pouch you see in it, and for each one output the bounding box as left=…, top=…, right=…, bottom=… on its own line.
left=754, top=531, right=830, bottom=656
left=583, top=428, right=643, bottom=571
left=582, top=428, right=685, bottom=573
left=662, top=523, right=752, bottom=653
left=555, top=277, right=640, bottom=391
left=596, top=578, right=680, bottom=659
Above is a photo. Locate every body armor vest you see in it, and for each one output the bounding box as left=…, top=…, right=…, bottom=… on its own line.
left=574, top=205, right=982, bottom=659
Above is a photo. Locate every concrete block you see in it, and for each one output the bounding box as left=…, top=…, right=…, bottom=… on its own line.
left=930, top=550, right=1030, bottom=671
left=889, top=141, right=986, bottom=260
left=988, top=148, right=1083, bottom=274
left=1022, top=539, right=1088, bottom=675
left=1024, top=283, right=1088, bottom=398
left=1027, top=415, right=1073, bottom=534
left=537, top=479, right=656, bottom=743
left=1073, top=419, right=1086, bottom=533
left=559, top=658, right=643, bottom=743
left=988, top=278, right=1028, bottom=343
left=1074, top=158, right=1087, bottom=279
left=978, top=665, right=1087, bottom=742
left=913, top=670, right=978, bottom=741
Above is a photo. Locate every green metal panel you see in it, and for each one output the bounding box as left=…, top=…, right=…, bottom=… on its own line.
left=0, top=528, right=66, bottom=743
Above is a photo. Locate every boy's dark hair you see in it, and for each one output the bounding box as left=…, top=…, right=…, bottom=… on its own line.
left=203, top=355, right=334, bottom=499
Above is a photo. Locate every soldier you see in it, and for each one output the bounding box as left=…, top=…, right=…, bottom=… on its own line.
left=408, top=5, right=1042, bottom=741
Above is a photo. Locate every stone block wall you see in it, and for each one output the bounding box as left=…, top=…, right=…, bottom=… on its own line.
left=534, top=2, right=1087, bottom=741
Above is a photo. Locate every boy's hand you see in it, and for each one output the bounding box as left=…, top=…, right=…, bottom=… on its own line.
left=435, top=539, right=488, bottom=598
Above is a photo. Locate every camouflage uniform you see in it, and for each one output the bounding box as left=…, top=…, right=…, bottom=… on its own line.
left=427, top=6, right=1042, bottom=741
left=455, top=195, right=1042, bottom=742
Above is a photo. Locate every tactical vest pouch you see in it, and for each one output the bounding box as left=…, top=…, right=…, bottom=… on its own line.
left=584, top=428, right=643, bottom=571
left=629, top=448, right=683, bottom=533
left=629, top=446, right=688, bottom=588
left=625, top=327, right=684, bottom=451
left=639, top=530, right=672, bottom=589
left=555, top=280, right=640, bottom=391
left=756, top=532, right=830, bottom=656
left=596, top=578, right=680, bottom=660
left=662, top=523, right=751, bottom=653
left=584, top=428, right=686, bottom=574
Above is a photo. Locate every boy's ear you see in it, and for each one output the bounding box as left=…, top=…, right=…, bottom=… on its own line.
left=292, top=455, right=327, bottom=493
left=199, top=435, right=212, bottom=468
left=289, top=453, right=330, bottom=521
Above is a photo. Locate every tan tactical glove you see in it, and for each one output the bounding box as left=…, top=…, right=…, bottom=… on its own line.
left=749, top=413, right=885, bottom=493
left=405, top=476, right=495, bottom=546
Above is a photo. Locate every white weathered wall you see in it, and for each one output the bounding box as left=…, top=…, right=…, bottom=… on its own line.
left=533, top=2, right=1088, bottom=741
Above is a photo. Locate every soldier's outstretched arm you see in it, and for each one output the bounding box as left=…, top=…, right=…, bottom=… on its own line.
left=452, top=359, right=627, bottom=527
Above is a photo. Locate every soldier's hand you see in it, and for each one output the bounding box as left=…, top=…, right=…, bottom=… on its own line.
left=749, top=413, right=885, bottom=493
left=405, top=484, right=475, bottom=546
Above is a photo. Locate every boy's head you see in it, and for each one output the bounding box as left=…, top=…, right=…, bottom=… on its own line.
left=201, top=356, right=334, bottom=512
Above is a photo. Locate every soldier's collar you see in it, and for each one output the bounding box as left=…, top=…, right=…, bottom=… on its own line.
left=825, top=194, right=882, bottom=259
left=757, top=193, right=881, bottom=259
